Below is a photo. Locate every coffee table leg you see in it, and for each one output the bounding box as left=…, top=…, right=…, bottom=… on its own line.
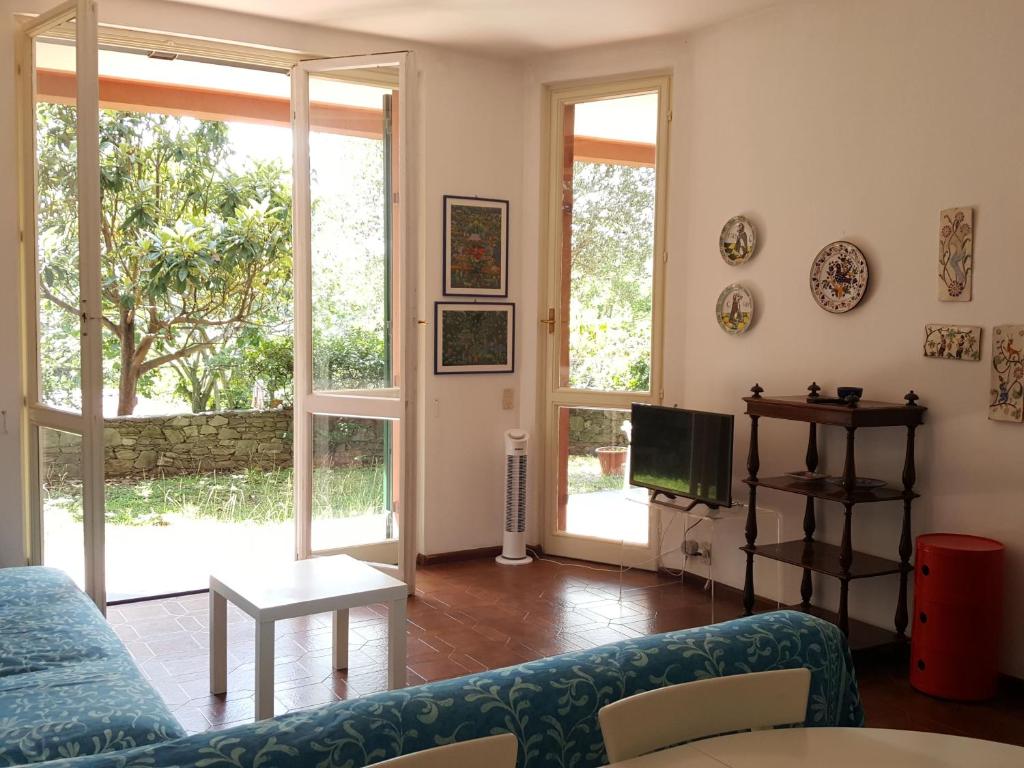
left=387, top=596, right=406, bottom=689
left=332, top=609, right=349, bottom=670
left=255, top=620, right=275, bottom=720
left=209, top=589, right=227, bottom=695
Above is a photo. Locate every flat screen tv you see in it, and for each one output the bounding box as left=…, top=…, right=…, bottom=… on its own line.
left=629, top=404, right=734, bottom=507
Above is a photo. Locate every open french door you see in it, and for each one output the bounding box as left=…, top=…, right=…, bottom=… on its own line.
left=291, top=53, right=415, bottom=590
left=19, top=0, right=105, bottom=609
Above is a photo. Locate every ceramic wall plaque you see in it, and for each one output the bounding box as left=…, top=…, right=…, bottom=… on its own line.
left=809, top=241, right=869, bottom=313
left=989, top=324, right=1024, bottom=422
left=716, top=283, right=754, bottom=334
left=923, top=324, right=981, bottom=361
left=719, top=215, right=756, bottom=265
left=938, top=207, right=973, bottom=302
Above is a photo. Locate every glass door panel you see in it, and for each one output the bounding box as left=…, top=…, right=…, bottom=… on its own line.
left=39, top=427, right=85, bottom=589
left=558, top=93, right=658, bottom=393
left=311, top=415, right=396, bottom=557
left=555, top=406, right=646, bottom=545
left=34, top=35, right=82, bottom=412
left=309, top=76, right=394, bottom=393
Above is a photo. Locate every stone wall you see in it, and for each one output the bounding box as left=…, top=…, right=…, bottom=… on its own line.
left=41, top=407, right=385, bottom=480
left=102, top=408, right=293, bottom=477
left=568, top=409, right=630, bottom=456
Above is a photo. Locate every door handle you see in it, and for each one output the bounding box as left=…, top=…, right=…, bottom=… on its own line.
left=540, top=308, right=556, bottom=334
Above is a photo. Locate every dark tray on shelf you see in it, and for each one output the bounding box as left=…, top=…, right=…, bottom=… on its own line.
left=749, top=475, right=915, bottom=504
left=741, top=539, right=907, bottom=580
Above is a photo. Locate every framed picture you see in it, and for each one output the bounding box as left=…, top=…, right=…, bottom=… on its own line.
left=434, top=302, right=515, bottom=374
left=443, top=195, right=509, bottom=296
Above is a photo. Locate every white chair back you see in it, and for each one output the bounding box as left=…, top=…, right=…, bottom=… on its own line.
left=598, top=667, right=811, bottom=762
left=374, top=733, right=517, bottom=768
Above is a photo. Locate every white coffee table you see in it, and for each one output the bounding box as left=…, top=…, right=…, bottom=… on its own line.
left=208, top=554, right=408, bottom=720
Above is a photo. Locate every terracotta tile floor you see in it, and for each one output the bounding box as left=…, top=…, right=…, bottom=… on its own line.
left=110, top=557, right=1024, bottom=743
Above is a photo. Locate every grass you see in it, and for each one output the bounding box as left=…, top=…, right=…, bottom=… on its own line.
left=43, top=456, right=616, bottom=528
left=567, top=454, right=625, bottom=495
left=44, top=465, right=386, bottom=527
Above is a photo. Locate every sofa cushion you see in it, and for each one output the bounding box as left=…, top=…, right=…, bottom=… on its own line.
left=0, top=567, right=185, bottom=765
left=33, top=610, right=863, bottom=768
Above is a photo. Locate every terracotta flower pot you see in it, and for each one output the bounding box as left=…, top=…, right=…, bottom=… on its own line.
left=596, top=446, right=628, bottom=476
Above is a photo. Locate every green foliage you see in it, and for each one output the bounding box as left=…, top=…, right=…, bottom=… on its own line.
left=313, top=328, right=387, bottom=391
left=36, top=105, right=292, bottom=414
left=243, top=336, right=295, bottom=405
left=568, top=161, right=655, bottom=392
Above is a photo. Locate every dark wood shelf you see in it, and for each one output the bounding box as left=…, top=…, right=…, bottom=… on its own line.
left=742, top=539, right=907, bottom=580
left=740, top=383, right=925, bottom=641
left=750, top=475, right=916, bottom=504
left=792, top=604, right=904, bottom=655
left=744, top=394, right=926, bottom=428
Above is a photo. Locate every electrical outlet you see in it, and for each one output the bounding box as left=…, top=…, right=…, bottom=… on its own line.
left=699, top=541, right=712, bottom=560
left=501, top=388, right=514, bottom=410
left=683, top=540, right=701, bottom=556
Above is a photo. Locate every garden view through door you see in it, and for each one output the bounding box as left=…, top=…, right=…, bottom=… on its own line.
left=543, top=79, right=669, bottom=566
left=30, top=26, right=409, bottom=600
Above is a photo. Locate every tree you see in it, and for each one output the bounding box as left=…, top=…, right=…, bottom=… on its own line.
left=568, top=160, right=656, bottom=391
left=36, top=105, right=292, bottom=415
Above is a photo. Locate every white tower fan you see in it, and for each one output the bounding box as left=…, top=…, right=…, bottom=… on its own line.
left=496, top=429, right=532, bottom=565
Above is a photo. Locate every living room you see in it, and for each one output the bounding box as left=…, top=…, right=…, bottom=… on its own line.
left=1, top=0, right=1022, bottom=766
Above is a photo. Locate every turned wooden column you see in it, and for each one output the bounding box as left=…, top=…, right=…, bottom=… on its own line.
left=743, top=383, right=763, bottom=616
left=896, top=390, right=921, bottom=640
left=800, top=421, right=818, bottom=609
left=837, top=425, right=857, bottom=637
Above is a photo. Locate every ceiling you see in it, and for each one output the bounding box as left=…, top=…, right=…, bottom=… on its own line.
left=164, top=0, right=783, bottom=57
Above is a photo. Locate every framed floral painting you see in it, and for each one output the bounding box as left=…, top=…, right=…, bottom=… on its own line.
left=443, top=195, right=509, bottom=296
left=434, top=302, right=515, bottom=374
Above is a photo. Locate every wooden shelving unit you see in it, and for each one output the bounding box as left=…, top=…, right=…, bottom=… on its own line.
left=740, top=382, right=926, bottom=645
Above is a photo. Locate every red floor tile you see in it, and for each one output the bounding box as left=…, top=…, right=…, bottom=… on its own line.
left=113, top=556, right=1024, bottom=744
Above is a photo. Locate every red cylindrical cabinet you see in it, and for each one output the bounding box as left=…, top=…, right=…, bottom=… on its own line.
left=910, top=533, right=1004, bottom=700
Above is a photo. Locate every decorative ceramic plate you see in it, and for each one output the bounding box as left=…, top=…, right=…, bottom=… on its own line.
left=809, top=241, right=869, bottom=313
left=785, top=471, right=829, bottom=482
left=720, top=215, right=756, bottom=265
left=716, top=284, right=754, bottom=335
left=826, top=476, right=887, bottom=489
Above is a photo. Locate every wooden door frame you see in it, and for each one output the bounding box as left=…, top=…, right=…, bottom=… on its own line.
left=537, top=73, right=672, bottom=568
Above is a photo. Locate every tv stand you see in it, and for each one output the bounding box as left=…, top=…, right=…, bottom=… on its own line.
left=649, top=491, right=721, bottom=516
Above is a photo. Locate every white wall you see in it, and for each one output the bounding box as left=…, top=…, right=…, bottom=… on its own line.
left=0, top=0, right=524, bottom=565
left=521, top=0, right=1024, bottom=676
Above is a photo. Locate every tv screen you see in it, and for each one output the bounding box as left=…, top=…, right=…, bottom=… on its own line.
left=629, top=404, right=734, bottom=507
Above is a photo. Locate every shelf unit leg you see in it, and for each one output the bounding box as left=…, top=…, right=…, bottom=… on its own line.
left=896, top=423, right=918, bottom=639
left=840, top=503, right=853, bottom=573
left=742, top=410, right=760, bottom=616
left=838, top=579, right=850, bottom=636
left=801, top=423, right=818, bottom=609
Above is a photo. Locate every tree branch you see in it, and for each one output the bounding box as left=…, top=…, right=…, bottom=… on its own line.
left=139, top=341, right=214, bottom=374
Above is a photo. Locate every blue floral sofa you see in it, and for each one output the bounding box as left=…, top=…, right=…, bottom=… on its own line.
left=1, top=566, right=863, bottom=768
left=0, top=568, right=184, bottom=765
